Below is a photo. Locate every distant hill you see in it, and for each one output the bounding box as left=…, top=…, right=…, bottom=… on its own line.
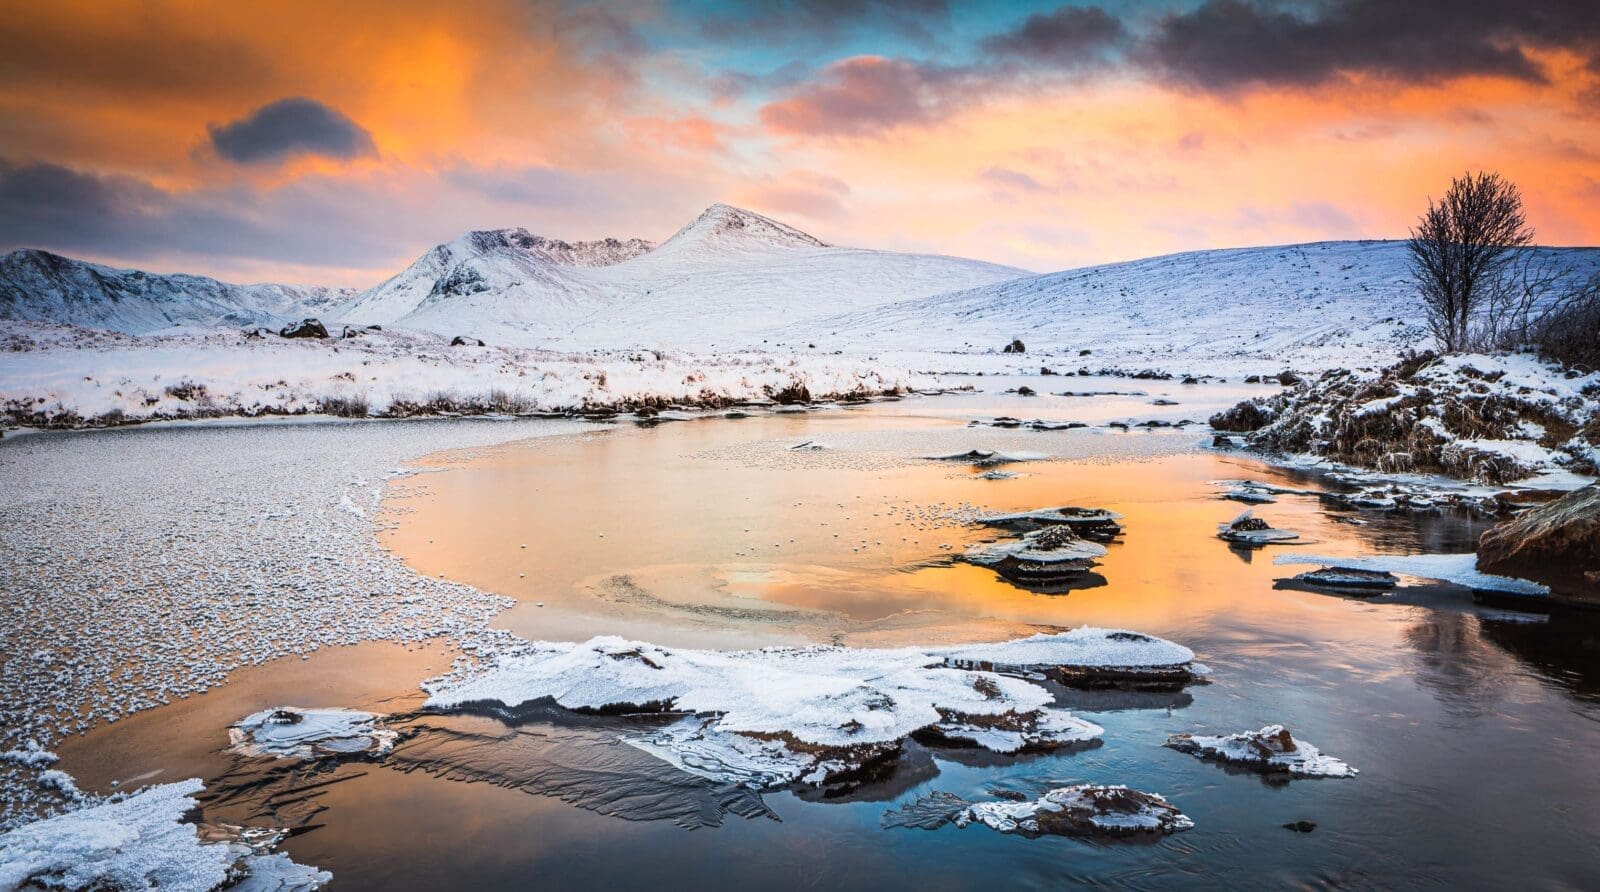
left=787, top=240, right=1600, bottom=369
left=0, top=249, right=356, bottom=334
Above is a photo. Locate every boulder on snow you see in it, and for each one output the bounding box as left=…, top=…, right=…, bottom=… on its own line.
left=450, top=335, right=486, bottom=346
left=1478, top=485, right=1600, bottom=603
left=278, top=318, right=329, bottom=339
left=1002, top=338, right=1026, bottom=354
left=1209, top=399, right=1276, bottom=432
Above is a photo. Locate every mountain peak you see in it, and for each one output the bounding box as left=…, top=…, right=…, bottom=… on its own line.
left=657, top=204, right=829, bottom=255
left=444, top=228, right=654, bottom=268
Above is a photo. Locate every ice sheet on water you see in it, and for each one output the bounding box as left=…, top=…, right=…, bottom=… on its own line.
left=1272, top=553, right=1549, bottom=595
left=0, top=778, right=329, bottom=892
left=229, top=707, right=398, bottom=760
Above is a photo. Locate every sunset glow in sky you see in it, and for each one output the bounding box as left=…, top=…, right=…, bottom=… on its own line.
left=2, top=0, right=1598, bottom=285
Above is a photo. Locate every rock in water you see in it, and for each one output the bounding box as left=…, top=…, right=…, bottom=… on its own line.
left=956, top=784, right=1194, bottom=837
left=278, top=318, right=329, bottom=339
left=1165, top=724, right=1357, bottom=777
left=1477, top=484, right=1600, bottom=603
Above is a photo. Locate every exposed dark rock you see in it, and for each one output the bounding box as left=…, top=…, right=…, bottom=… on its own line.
left=1478, top=485, right=1600, bottom=602
left=1040, top=367, right=1057, bottom=375
left=1283, top=821, right=1317, bottom=833
left=1209, top=400, right=1276, bottom=432
left=1015, top=385, right=1036, bottom=397
left=279, top=318, right=329, bottom=339
left=1277, top=370, right=1302, bottom=385
left=450, top=335, right=486, bottom=346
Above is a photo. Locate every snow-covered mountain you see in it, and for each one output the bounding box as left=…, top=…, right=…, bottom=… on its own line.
left=793, top=240, right=1600, bottom=370
left=336, top=229, right=653, bottom=325
left=0, top=249, right=357, bottom=334
left=343, top=204, right=1029, bottom=348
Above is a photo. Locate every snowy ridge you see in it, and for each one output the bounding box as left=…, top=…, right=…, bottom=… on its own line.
left=336, top=228, right=652, bottom=325
left=344, top=204, right=1026, bottom=347
left=0, top=249, right=356, bottom=335
left=793, top=241, right=1600, bottom=371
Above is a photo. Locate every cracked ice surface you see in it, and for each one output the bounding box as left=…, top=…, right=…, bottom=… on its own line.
left=0, top=416, right=587, bottom=827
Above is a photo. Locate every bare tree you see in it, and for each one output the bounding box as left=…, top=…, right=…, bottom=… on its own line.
left=1407, top=172, right=1534, bottom=352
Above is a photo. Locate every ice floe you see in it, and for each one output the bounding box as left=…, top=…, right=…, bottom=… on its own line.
left=229, top=707, right=399, bottom=760
left=1272, top=553, right=1549, bottom=596
left=924, top=449, right=1043, bottom=467
left=419, top=630, right=1201, bottom=789
left=1285, top=566, right=1399, bottom=593
left=1166, top=724, right=1358, bottom=778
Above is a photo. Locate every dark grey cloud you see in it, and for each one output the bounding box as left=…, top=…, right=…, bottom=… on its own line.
left=0, top=159, right=396, bottom=270
left=208, top=97, right=376, bottom=165
left=981, top=5, right=1126, bottom=64
left=1138, top=0, right=1600, bottom=91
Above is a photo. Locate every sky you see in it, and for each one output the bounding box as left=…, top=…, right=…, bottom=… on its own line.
left=1, top=0, right=1598, bottom=286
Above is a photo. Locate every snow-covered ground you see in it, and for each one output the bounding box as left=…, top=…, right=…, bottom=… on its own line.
left=791, top=242, right=1600, bottom=374
left=0, top=323, right=928, bottom=427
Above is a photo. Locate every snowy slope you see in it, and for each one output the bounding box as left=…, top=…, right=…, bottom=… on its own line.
left=337, top=229, right=653, bottom=326
left=348, top=205, right=1030, bottom=348
left=0, top=249, right=357, bottom=334
left=791, top=241, right=1600, bottom=370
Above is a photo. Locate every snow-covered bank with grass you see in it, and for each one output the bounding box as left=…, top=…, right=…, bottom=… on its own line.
left=0, top=322, right=929, bottom=429
left=1212, top=352, right=1600, bottom=484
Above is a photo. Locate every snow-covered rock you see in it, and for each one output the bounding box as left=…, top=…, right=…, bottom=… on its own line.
left=1217, top=509, right=1301, bottom=546
left=977, top=506, right=1124, bottom=542
left=956, top=784, right=1194, bottom=837
left=1166, top=724, right=1357, bottom=778
left=228, top=707, right=398, bottom=760
left=960, top=525, right=1107, bottom=586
